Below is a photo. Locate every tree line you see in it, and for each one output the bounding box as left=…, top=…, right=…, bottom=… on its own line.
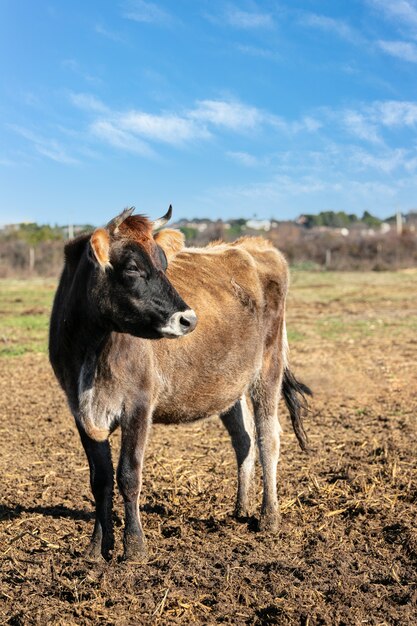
left=0, top=211, right=416, bottom=276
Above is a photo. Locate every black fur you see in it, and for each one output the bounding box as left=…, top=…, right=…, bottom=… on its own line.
left=282, top=368, right=313, bottom=453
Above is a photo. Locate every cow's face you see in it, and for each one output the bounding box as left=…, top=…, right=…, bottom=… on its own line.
left=87, top=209, right=197, bottom=340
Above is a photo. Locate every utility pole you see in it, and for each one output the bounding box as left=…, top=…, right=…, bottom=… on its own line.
left=325, top=249, right=332, bottom=269
left=396, top=211, right=403, bottom=236
left=29, top=247, right=35, bottom=272
left=68, top=224, right=74, bottom=239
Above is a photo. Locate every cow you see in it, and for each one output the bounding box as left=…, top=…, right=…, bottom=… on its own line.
left=49, top=207, right=311, bottom=562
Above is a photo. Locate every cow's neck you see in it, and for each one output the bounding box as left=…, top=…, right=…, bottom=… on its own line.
left=62, top=278, right=111, bottom=381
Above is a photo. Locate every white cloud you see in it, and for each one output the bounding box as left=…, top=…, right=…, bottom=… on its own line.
left=190, top=100, right=262, bottom=131
left=270, top=115, right=322, bottom=134
left=287, top=115, right=323, bottom=134
left=271, top=143, right=417, bottom=177
left=329, top=99, right=417, bottom=143
left=91, top=100, right=267, bottom=149
left=378, top=40, right=417, bottom=62
left=300, top=13, right=361, bottom=44
left=190, top=100, right=321, bottom=135
left=211, top=175, right=335, bottom=203
left=94, top=23, right=126, bottom=43
left=404, top=155, right=417, bottom=171
left=342, top=110, right=382, bottom=143
left=118, top=110, right=210, bottom=144
left=122, top=0, right=172, bottom=25
left=367, top=0, right=417, bottom=28
left=350, top=147, right=408, bottom=173
left=302, top=116, right=323, bottom=132
left=372, top=100, right=417, bottom=126
left=334, top=100, right=417, bottom=141
left=227, top=151, right=262, bottom=167
left=90, top=120, right=154, bottom=155
left=66, top=91, right=417, bottom=178
left=70, top=92, right=108, bottom=113
left=225, top=7, right=274, bottom=29
left=9, top=125, right=79, bottom=164
left=68, top=93, right=322, bottom=157
left=204, top=172, right=401, bottom=216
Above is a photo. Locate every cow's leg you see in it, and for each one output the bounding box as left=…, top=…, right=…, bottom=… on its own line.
left=117, top=408, right=151, bottom=562
left=77, top=425, right=114, bottom=560
left=220, top=396, right=256, bottom=518
left=250, top=368, right=283, bottom=533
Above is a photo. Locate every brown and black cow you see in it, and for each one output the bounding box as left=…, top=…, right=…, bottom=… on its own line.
left=49, top=207, right=311, bottom=561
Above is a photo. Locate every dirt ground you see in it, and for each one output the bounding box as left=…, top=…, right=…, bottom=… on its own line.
left=0, top=271, right=416, bottom=625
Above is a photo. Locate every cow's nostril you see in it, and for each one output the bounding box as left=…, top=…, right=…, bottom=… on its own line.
left=160, top=309, right=197, bottom=337
left=180, top=315, right=191, bottom=328
left=179, top=309, right=197, bottom=332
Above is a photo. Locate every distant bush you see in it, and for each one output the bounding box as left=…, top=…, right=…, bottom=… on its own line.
left=3, top=223, right=64, bottom=245
left=302, top=210, right=381, bottom=229
left=179, top=226, right=198, bottom=240
left=0, top=215, right=416, bottom=276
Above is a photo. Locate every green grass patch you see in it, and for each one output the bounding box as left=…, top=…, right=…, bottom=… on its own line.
left=289, top=270, right=417, bottom=305
left=0, top=279, right=56, bottom=357
left=287, top=329, right=306, bottom=343
left=0, top=271, right=416, bottom=357
left=314, top=317, right=377, bottom=340
left=288, top=270, right=417, bottom=345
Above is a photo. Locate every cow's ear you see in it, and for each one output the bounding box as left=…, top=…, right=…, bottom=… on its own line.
left=153, top=229, right=185, bottom=260
left=90, top=228, right=111, bottom=269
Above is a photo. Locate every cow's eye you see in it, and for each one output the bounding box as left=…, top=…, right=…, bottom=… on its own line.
left=125, top=262, right=145, bottom=277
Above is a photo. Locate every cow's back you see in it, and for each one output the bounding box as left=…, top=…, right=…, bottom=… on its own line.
left=151, top=239, right=288, bottom=423
left=232, top=237, right=289, bottom=349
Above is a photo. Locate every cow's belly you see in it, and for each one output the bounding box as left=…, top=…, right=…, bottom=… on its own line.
left=152, top=409, right=216, bottom=425
left=152, top=382, right=248, bottom=424
left=152, top=337, right=261, bottom=424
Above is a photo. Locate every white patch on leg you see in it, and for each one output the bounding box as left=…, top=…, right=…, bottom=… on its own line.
left=77, top=356, right=123, bottom=441
left=234, top=395, right=256, bottom=516
left=256, top=411, right=282, bottom=516
left=240, top=395, right=256, bottom=478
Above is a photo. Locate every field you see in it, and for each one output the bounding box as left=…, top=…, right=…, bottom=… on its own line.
left=0, top=271, right=416, bottom=625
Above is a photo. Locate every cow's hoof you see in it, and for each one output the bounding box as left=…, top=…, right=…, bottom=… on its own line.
left=84, top=540, right=104, bottom=562
left=122, top=535, right=147, bottom=563
left=234, top=505, right=252, bottom=521
left=259, top=510, right=281, bottom=533
left=84, top=535, right=114, bottom=562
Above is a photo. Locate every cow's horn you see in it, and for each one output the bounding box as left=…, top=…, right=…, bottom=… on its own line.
left=152, top=205, right=172, bottom=232
left=106, top=206, right=135, bottom=234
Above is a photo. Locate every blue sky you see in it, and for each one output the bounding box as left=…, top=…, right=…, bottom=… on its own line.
left=2, top=0, right=417, bottom=225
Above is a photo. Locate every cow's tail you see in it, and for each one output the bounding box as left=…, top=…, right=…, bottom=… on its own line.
left=281, top=320, right=312, bottom=453
left=282, top=368, right=312, bottom=452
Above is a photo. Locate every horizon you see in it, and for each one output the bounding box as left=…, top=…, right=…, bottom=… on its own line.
left=2, top=206, right=414, bottom=230
left=2, top=1, right=417, bottom=224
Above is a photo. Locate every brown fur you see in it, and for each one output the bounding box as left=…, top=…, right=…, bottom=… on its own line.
left=116, top=215, right=181, bottom=267
left=118, top=215, right=154, bottom=253
left=153, top=229, right=185, bottom=260
left=149, top=237, right=289, bottom=424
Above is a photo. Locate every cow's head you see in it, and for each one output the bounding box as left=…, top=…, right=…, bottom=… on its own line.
left=87, top=206, right=197, bottom=340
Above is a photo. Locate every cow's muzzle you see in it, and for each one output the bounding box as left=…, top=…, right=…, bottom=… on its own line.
left=159, top=309, right=197, bottom=338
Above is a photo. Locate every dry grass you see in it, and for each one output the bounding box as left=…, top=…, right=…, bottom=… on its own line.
left=0, top=271, right=416, bottom=624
